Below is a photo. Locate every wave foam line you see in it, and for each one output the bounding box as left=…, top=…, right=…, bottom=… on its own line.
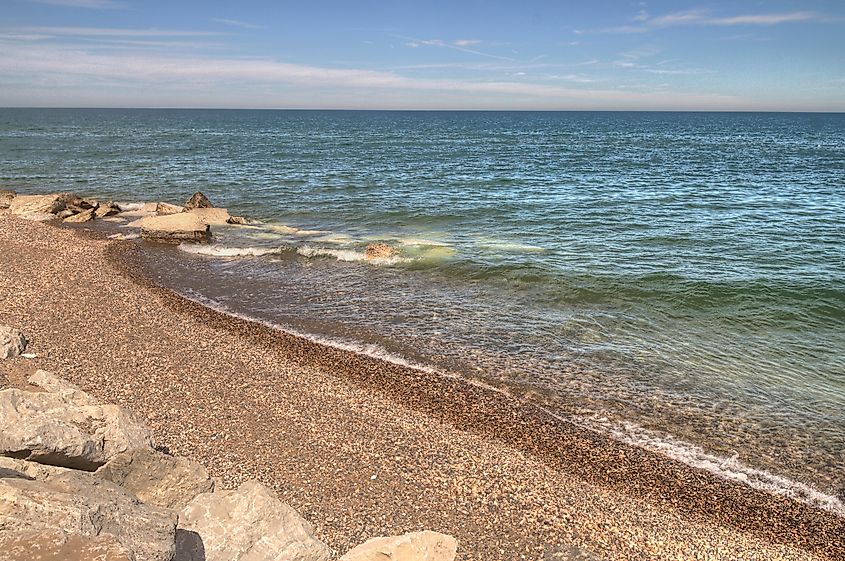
left=178, top=244, right=286, bottom=258
left=297, top=245, right=409, bottom=265
left=171, top=290, right=845, bottom=519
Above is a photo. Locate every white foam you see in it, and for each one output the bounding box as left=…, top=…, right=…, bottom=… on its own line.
left=107, top=232, right=140, bottom=240
left=399, top=237, right=452, bottom=247
left=297, top=245, right=408, bottom=265
left=178, top=244, right=284, bottom=258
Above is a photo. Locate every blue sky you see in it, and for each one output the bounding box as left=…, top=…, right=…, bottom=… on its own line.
left=1, top=0, right=843, bottom=110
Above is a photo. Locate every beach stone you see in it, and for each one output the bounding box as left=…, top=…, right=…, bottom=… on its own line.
left=185, top=191, right=213, bottom=210
left=63, top=208, right=96, bottom=223
left=227, top=215, right=248, bottom=225
left=0, top=528, right=134, bottom=561
left=0, top=370, right=153, bottom=470
left=176, top=479, right=331, bottom=561
left=139, top=213, right=211, bottom=244
left=96, top=447, right=215, bottom=510
left=0, top=326, right=27, bottom=359
left=364, top=243, right=397, bottom=260
left=156, top=202, right=185, bottom=215
left=20, top=211, right=59, bottom=221
left=189, top=207, right=231, bottom=225
left=0, top=189, right=15, bottom=209
left=95, top=201, right=122, bottom=218
left=339, top=531, right=458, bottom=561
left=8, top=193, right=67, bottom=216
left=0, top=471, right=177, bottom=561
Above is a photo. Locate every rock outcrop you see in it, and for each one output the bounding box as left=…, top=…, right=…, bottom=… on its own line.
left=63, top=208, right=96, bottom=223
left=176, top=479, right=332, bottom=561
left=96, top=201, right=122, bottom=218
left=8, top=193, right=67, bottom=216
left=0, top=370, right=152, bottom=470
left=0, top=326, right=27, bottom=359
left=339, top=531, right=458, bottom=561
left=0, top=189, right=14, bottom=209
left=156, top=202, right=185, bottom=215
left=0, top=528, right=134, bottom=561
left=97, top=447, right=215, bottom=510
left=364, top=243, right=397, bottom=260
left=185, top=191, right=213, bottom=210
left=0, top=472, right=177, bottom=561
left=189, top=207, right=232, bottom=226
left=139, top=213, right=211, bottom=243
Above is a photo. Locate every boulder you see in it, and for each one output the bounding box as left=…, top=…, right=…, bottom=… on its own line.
left=339, top=531, right=458, bottom=561
left=0, top=528, right=133, bottom=561
left=20, top=211, right=59, bottom=221
left=0, top=326, right=27, bottom=359
left=364, top=243, right=397, bottom=260
left=139, top=213, right=211, bottom=244
left=57, top=209, right=75, bottom=219
left=63, top=208, right=96, bottom=223
left=0, top=456, right=72, bottom=481
left=8, top=193, right=67, bottom=215
left=95, top=201, right=122, bottom=218
left=176, top=479, right=331, bottom=561
left=96, top=447, right=215, bottom=510
left=227, top=216, right=248, bottom=225
left=189, top=207, right=231, bottom=226
left=156, top=202, right=185, bottom=215
left=0, top=370, right=152, bottom=470
left=0, top=471, right=177, bottom=561
left=185, top=191, right=213, bottom=210
left=0, top=189, right=14, bottom=209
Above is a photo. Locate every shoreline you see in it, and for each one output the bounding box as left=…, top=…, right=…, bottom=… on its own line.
left=2, top=211, right=844, bottom=559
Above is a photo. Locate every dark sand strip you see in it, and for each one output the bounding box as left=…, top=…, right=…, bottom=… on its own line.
left=1, top=211, right=842, bottom=560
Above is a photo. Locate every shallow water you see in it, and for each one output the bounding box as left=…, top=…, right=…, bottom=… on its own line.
left=2, top=109, right=843, bottom=506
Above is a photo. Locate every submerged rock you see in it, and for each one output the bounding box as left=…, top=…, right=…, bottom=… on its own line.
left=0, top=370, right=152, bottom=470
left=139, top=213, right=211, bottom=244
left=0, top=472, right=177, bottom=561
left=156, top=202, right=185, bottom=215
left=364, top=243, right=397, bottom=260
left=227, top=215, right=248, bottom=225
left=339, top=531, right=458, bottom=561
left=0, top=189, right=15, bottom=209
left=63, top=208, right=96, bottom=223
left=0, top=326, right=27, bottom=359
left=185, top=191, right=213, bottom=210
left=96, top=447, right=215, bottom=510
left=0, top=529, right=134, bottom=561
left=176, top=479, right=331, bottom=561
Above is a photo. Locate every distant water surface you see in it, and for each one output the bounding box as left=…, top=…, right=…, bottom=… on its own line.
left=1, top=109, right=843, bottom=508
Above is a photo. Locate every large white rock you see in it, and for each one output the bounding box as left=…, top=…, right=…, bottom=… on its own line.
left=339, top=531, right=458, bottom=561
left=0, top=326, right=27, bottom=359
left=8, top=193, right=67, bottom=215
left=0, top=371, right=152, bottom=470
left=0, top=471, right=177, bottom=561
left=139, top=213, right=210, bottom=243
left=189, top=207, right=232, bottom=225
left=96, top=447, right=215, bottom=510
left=176, top=480, right=331, bottom=561
left=0, top=528, right=133, bottom=561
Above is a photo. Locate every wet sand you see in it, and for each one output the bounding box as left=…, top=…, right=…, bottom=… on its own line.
left=1, top=210, right=843, bottom=560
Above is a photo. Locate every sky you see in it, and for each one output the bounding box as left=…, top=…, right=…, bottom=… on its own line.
left=1, top=0, right=843, bottom=111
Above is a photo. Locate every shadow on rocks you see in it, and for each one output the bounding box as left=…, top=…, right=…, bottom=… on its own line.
left=174, top=529, right=205, bottom=561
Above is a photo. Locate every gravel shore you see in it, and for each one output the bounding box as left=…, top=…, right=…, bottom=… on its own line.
left=1, top=211, right=842, bottom=560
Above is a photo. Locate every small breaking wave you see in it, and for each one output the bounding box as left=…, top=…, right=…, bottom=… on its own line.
left=178, top=244, right=285, bottom=258
left=297, top=245, right=409, bottom=265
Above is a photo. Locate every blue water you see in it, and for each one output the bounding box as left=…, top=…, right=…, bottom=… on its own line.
left=1, top=109, right=844, bottom=505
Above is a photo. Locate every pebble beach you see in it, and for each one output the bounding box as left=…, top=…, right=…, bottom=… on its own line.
left=1, top=210, right=843, bottom=560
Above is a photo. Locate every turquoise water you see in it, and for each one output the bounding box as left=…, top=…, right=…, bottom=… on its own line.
left=1, top=109, right=843, bottom=506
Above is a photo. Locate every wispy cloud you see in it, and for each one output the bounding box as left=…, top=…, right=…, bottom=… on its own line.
left=600, top=9, right=826, bottom=33
left=452, top=39, right=481, bottom=47
left=211, top=18, right=265, bottom=30
left=400, top=36, right=513, bottom=61
left=29, top=0, right=124, bottom=8
left=11, top=26, right=222, bottom=38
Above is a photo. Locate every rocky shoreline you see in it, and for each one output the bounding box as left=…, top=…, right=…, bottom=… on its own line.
left=2, top=195, right=844, bottom=560
left=0, top=359, right=456, bottom=560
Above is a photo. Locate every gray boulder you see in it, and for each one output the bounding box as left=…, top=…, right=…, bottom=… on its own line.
left=0, top=326, right=27, bottom=359
left=0, top=370, right=152, bottom=470
left=176, top=479, right=331, bottom=561
left=339, top=531, right=458, bottom=561
left=0, top=471, right=176, bottom=561
left=96, top=447, right=215, bottom=510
